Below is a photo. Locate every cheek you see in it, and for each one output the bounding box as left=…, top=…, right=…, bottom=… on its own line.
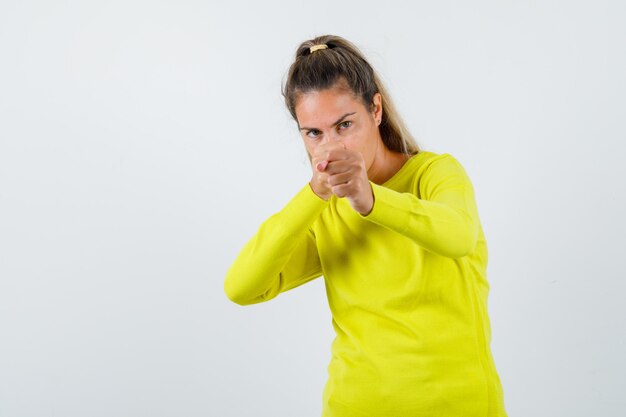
left=343, top=129, right=364, bottom=147
left=345, top=128, right=372, bottom=154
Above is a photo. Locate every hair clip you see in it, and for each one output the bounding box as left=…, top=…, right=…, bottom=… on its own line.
left=309, top=44, right=329, bottom=54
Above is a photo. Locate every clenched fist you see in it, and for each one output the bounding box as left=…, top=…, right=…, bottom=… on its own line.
left=309, top=141, right=374, bottom=216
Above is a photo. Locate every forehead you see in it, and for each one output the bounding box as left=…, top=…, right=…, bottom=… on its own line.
left=295, top=87, right=365, bottom=127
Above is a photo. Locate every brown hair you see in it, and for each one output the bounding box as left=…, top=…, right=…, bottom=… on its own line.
left=282, top=34, right=420, bottom=155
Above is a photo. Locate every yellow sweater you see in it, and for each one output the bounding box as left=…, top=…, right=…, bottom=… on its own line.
left=224, top=150, right=508, bottom=417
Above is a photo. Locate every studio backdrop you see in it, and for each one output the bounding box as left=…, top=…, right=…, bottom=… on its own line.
left=1, top=1, right=624, bottom=416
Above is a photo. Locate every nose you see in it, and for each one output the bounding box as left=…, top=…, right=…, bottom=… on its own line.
left=320, top=130, right=341, bottom=145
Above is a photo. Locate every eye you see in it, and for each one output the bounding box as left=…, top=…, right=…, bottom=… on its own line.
left=306, top=129, right=322, bottom=139
left=338, top=121, right=352, bottom=130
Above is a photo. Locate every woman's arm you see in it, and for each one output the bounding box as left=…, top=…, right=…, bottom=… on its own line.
left=224, top=183, right=328, bottom=306
left=359, top=154, right=481, bottom=259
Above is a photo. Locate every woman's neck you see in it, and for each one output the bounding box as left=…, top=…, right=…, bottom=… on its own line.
left=368, top=148, right=412, bottom=185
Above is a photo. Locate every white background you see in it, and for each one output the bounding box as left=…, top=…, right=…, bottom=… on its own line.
left=1, top=1, right=625, bottom=416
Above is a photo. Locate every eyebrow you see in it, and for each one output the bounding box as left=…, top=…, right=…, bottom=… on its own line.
left=299, top=112, right=357, bottom=131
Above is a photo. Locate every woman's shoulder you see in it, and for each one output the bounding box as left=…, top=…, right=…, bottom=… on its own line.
left=411, top=150, right=476, bottom=190
left=413, top=149, right=462, bottom=163
left=388, top=149, right=473, bottom=191
left=407, top=148, right=470, bottom=171
left=401, top=149, right=465, bottom=177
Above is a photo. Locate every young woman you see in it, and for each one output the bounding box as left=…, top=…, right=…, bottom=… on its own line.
left=224, top=34, right=508, bottom=417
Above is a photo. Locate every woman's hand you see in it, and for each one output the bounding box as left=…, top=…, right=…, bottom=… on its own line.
left=309, top=144, right=335, bottom=201
left=309, top=142, right=374, bottom=215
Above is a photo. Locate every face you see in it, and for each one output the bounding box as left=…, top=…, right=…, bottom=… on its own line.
left=294, top=84, right=383, bottom=171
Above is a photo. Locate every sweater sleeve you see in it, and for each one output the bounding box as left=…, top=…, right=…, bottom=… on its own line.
left=224, top=182, right=329, bottom=306
left=359, top=154, right=481, bottom=259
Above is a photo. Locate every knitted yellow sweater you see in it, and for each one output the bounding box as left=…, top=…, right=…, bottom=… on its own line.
left=224, top=150, right=508, bottom=417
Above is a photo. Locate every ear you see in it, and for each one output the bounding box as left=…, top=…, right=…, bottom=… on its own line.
left=371, top=92, right=383, bottom=125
